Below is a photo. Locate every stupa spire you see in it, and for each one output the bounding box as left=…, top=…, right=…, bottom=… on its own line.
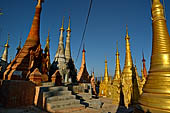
left=65, top=16, right=71, bottom=62
left=44, top=30, right=50, bottom=53
left=100, top=74, right=103, bottom=83
left=60, top=16, right=64, bottom=31
left=24, top=0, right=44, bottom=49
left=67, top=16, right=71, bottom=32
left=1, top=34, right=10, bottom=62
left=55, top=17, right=65, bottom=61
left=104, top=56, right=109, bottom=83
left=142, top=51, right=147, bottom=79
left=138, top=0, right=170, bottom=112
left=16, top=38, right=21, bottom=56
left=121, top=26, right=134, bottom=108
left=114, top=41, right=121, bottom=79
left=124, top=25, right=133, bottom=69
left=77, top=46, right=90, bottom=83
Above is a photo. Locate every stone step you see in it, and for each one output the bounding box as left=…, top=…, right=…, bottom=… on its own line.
left=48, top=86, right=68, bottom=91
left=41, top=82, right=55, bottom=87
left=46, top=95, right=76, bottom=102
left=43, top=90, right=72, bottom=97
left=46, top=99, right=81, bottom=111
left=77, top=93, right=92, bottom=100
left=85, top=99, right=103, bottom=109
left=47, top=103, right=85, bottom=113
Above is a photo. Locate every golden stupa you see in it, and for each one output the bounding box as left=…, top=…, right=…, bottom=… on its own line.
left=99, top=57, right=109, bottom=97
left=121, top=26, right=134, bottom=108
left=121, top=26, right=141, bottom=108
left=137, top=0, right=170, bottom=112
left=112, top=42, right=121, bottom=105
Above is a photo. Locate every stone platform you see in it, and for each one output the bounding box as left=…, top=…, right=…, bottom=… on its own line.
left=0, top=97, right=135, bottom=113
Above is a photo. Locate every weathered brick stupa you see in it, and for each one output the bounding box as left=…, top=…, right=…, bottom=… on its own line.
left=3, top=0, right=44, bottom=80
left=77, top=47, right=90, bottom=83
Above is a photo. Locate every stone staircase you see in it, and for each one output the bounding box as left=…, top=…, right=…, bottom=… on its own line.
left=41, top=85, right=85, bottom=113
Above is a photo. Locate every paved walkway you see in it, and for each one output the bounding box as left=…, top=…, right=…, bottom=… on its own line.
left=0, top=97, right=133, bottom=113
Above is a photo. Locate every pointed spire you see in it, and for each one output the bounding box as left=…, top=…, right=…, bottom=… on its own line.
left=116, top=40, right=119, bottom=55
left=44, top=30, right=50, bottom=52
left=55, top=17, right=65, bottom=61
left=139, top=0, right=170, bottom=112
left=65, top=17, right=71, bottom=62
left=16, top=37, right=21, bottom=56
left=67, top=16, right=71, bottom=32
left=82, top=44, right=86, bottom=65
left=4, top=33, right=9, bottom=48
left=126, top=25, right=129, bottom=38
left=37, top=0, right=44, bottom=8
left=141, top=51, right=147, bottom=79
left=24, top=0, right=44, bottom=48
left=114, top=41, right=121, bottom=80
left=1, top=34, right=10, bottom=62
left=60, top=16, right=65, bottom=31
left=123, top=25, right=133, bottom=69
left=104, top=56, right=109, bottom=83
left=77, top=46, right=90, bottom=83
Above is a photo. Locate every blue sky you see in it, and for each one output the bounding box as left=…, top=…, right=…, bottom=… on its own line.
left=0, top=0, right=170, bottom=77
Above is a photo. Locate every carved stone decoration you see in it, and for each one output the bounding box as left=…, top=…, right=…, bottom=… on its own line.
left=29, top=68, right=42, bottom=86
left=51, top=70, right=62, bottom=86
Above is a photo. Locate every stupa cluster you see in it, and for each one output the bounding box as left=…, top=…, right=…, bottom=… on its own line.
left=0, top=0, right=170, bottom=113
left=99, top=26, right=147, bottom=108
left=0, top=0, right=95, bottom=88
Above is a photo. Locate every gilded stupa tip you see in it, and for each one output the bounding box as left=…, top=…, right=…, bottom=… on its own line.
left=5, top=33, right=10, bottom=47
left=125, top=25, right=129, bottom=39
left=105, top=56, right=107, bottom=63
left=116, top=41, right=119, bottom=55
left=152, top=0, right=161, bottom=3
left=100, top=74, right=103, bottom=82
left=60, top=16, right=65, bottom=31
left=67, top=16, right=71, bottom=32
left=47, top=30, right=50, bottom=42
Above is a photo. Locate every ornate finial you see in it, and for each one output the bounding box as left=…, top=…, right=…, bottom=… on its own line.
left=60, top=16, right=65, bottom=31
left=5, top=33, right=10, bottom=47
left=17, top=37, right=21, bottom=50
left=47, top=29, right=50, bottom=41
left=105, top=56, right=107, bottom=63
left=36, top=0, right=44, bottom=7
left=126, top=25, right=129, bottom=38
left=142, top=50, right=146, bottom=62
left=82, top=43, right=86, bottom=52
left=152, top=0, right=161, bottom=3
left=116, top=41, right=119, bottom=55
left=67, top=16, right=71, bottom=32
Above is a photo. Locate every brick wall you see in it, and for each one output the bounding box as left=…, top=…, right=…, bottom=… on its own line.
left=0, top=80, right=35, bottom=108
